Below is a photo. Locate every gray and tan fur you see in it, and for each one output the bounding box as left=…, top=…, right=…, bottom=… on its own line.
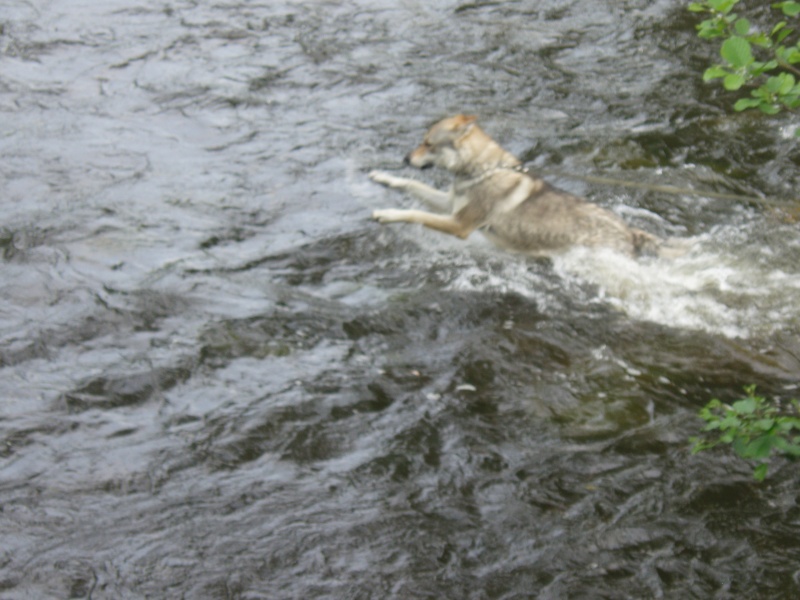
left=370, top=114, right=666, bottom=258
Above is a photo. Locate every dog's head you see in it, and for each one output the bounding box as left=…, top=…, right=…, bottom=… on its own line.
left=405, top=114, right=478, bottom=172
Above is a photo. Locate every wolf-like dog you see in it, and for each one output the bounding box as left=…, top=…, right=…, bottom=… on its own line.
left=370, top=115, right=666, bottom=257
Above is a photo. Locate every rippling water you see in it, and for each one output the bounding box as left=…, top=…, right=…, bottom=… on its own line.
left=2, top=1, right=800, bottom=598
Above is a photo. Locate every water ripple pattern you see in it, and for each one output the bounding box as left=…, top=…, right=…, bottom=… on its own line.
left=1, top=1, right=799, bottom=598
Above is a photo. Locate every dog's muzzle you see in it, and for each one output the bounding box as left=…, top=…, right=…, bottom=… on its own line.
left=404, top=153, right=433, bottom=169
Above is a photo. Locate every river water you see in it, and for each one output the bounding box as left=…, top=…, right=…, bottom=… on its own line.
left=2, top=0, right=800, bottom=598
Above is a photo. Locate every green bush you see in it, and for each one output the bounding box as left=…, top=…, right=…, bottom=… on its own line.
left=691, top=386, right=800, bottom=480
left=689, top=0, right=800, bottom=133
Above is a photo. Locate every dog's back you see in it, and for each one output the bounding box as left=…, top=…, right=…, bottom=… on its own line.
left=462, top=169, right=658, bottom=257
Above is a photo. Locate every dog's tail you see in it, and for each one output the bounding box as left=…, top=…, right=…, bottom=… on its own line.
left=632, top=229, right=693, bottom=259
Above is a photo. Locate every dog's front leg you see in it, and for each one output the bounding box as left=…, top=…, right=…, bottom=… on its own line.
left=369, top=170, right=451, bottom=212
left=372, top=208, right=474, bottom=239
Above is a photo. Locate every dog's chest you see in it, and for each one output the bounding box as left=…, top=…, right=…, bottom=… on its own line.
left=451, top=188, right=470, bottom=214
left=493, top=177, right=536, bottom=213
left=450, top=173, right=538, bottom=219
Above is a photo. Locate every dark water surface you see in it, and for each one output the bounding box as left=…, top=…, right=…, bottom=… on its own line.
left=2, top=0, right=800, bottom=598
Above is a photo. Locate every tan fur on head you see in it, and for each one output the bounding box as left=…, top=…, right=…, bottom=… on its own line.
left=452, top=114, right=477, bottom=125
left=407, top=115, right=514, bottom=174
left=443, top=114, right=477, bottom=134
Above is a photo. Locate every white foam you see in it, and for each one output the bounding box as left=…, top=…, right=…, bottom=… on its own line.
left=550, top=232, right=799, bottom=338
left=436, top=228, right=800, bottom=338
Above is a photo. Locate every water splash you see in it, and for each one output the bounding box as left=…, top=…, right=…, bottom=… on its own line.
left=426, top=222, right=800, bottom=339
left=556, top=223, right=800, bottom=338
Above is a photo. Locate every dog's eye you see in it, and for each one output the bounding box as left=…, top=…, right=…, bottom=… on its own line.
left=425, top=131, right=451, bottom=147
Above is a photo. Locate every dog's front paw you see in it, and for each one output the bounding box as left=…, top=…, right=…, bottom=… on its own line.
left=369, top=170, right=405, bottom=189
left=372, top=208, right=405, bottom=223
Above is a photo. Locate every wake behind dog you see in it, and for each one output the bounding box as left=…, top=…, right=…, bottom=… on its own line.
left=370, top=115, right=682, bottom=258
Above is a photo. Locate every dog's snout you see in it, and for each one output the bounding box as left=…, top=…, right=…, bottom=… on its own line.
left=406, top=145, right=434, bottom=169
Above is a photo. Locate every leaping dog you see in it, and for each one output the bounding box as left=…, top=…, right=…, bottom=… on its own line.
left=370, top=115, right=669, bottom=257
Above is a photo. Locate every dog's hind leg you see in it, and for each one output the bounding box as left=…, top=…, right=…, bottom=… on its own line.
left=369, top=170, right=452, bottom=212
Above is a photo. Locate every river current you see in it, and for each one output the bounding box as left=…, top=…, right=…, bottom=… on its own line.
left=2, top=1, right=800, bottom=598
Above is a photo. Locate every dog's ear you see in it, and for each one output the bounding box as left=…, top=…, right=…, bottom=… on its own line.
left=453, top=114, right=477, bottom=129
left=451, top=114, right=477, bottom=145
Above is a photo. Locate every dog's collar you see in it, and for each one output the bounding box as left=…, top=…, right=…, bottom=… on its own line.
left=455, top=164, right=529, bottom=189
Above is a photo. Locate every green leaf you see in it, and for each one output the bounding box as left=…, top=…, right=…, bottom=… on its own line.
left=721, top=36, right=754, bottom=68
left=765, top=73, right=796, bottom=95
left=743, top=385, right=758, bottom=397
left=775, top=45, right=800, bottom=65
left=734, top=98, right=763, bottom=111
left=751, top=62, right=768, bottom=76
left=724, top=73, right=746, bottom=90
left=710, top=0, right=739, bottom=14
left=698, top=19, right=727, bottom=39
left=776, top=28, right=794, bottom=45
left=755, top=418, right=776, bottom=431
left=732, top=397, right=757, bottom=414
left=766, top=76, right=783, bottom=94
left=758, top=103, right=782, bottom=114
left=774, top=1, right=800, bottom=17
left=771, top=21, right=793, bottom=45
left=782, top=96, right=800, bottom=109
left=778, top=416, right=800, bottom=430
left=719, top=414, right=741, bottom=430
left=748, top=33, right=772, bottom=49
left=735, top=18, right=750, bottom=36
left=762, top=60, right=780, bottom=73
left=771, top=21, right=788, bottom=37
left=703, top=66, right=729, bottom=81
left=743, top=435, right=775, bottom=460
left=772, top=436, right=800, bottom=456
left=753, top=463, right=769, bottom=481
left=752, top=86, right=772, bottom=100
left=732, top=436, right=749, bottom=456
left=780, top=73, right=796, bottom=94
left=688, top=2, right=707, bottom=12
left=690, top=437, right=715, bottom=454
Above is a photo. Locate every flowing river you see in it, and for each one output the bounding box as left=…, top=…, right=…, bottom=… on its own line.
left=2, top=0, right=800, bottom=597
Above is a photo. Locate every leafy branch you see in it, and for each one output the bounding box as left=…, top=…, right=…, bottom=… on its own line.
left=691, top=386, right=800, bottom=481
left=689, top=0, right=800, bottom=133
